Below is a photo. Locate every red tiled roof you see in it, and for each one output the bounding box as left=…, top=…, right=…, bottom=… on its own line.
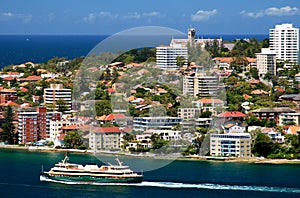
left=247, top=79, right=261, bottom=84
left=3, top=77, right=15, bottom=81
left=243, top=94, right=251, bottom=100
left=275, top=87, right=284, bottom=93
left=1, top=101, right=20, bottom=107
left=61, top=125, right=78, bottom=130
left=107, top=87, right=115, bottom=93
left=251, top=89, right=269, bottom=95
left=287, top=126, right=300, bottom=135
left=213, top=57, right=234, bottom=63
left=104, top=114, right=126, bottom=121
left=95, top=127, right=122, bottom=133
left=246, top=57, right=256, bottom=63
left=0, top=88, right=16, bottom=93
left=18, top=75, right=42, bottom=81
left=217, top=111, right=247, bottom=118
left=20, top=88, right=28, bottom=92
left=199, top=98, right=224, bottom=104
left=7, top=72, right=20, bottom=75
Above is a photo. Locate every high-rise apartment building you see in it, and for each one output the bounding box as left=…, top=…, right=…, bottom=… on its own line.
left=44, top=84, right=72, bottom=112
left=156, top=44, right=188, bottom=70
left=269, top=23, right=299, bottom=64
left=18, top=107, right=47, bottom=144
left=255, top=48, right=277, bottom=77
left=183, top=73, right=219, bottom=98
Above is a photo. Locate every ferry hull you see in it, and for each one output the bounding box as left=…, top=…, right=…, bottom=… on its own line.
left=40, top=172, right=143, bottom=183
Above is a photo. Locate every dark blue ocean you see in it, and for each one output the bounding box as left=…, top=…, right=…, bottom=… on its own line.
left=0, top=149, right=299, bottom=198
left=0, top=34, right=268, bottom=68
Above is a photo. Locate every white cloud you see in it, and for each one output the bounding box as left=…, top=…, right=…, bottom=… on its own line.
left=83, top=11, right=117, bottom=22
left=83, top=11, right=161, bottom=22
left=142, top=12, right=160, bottom=17
left=0, top=12, right=32, bottom=23
left=191, top=9, right=218, bottom=21
left=241, top=6, right=300, bottom=18
left=124, top=12, right=141, bottom=19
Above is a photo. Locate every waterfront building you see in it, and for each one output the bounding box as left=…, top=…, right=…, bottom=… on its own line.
left=49, top=116, right=72, bottom=141
left=183, top=73, right=219, bottom=98
left=269, top=23, right=299, bottom=64
left=89, top=127, right=123, bottom=150
left=147, top=129, right=181, bottom=141
left=156, top=44, right=188, bottom=70
left=255, top=48, right=277, bottom=77
left=210, top=133, right=251, bottom=157
left=261, top=127, right=285, bottom=143
left=133, top=117, right=182, bottom=132
left=46, top=111, right=62, bottom=138
left=44, top=84, right=72, bottom=112
left=17, top=106, right=47, bottom=144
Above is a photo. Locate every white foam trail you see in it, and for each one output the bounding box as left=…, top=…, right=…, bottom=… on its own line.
left=40, top=176, right=300, bottom=193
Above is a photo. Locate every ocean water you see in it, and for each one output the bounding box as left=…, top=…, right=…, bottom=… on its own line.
left=0, top=149, right=299, bottom=198
left=0, top=34, right=268, bottom=68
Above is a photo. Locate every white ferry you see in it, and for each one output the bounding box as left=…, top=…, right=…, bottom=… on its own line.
left=40, top=154, right=143, bottom=183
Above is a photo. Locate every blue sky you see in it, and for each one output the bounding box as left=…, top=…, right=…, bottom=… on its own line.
left=1, top=0, right=300, bottom=35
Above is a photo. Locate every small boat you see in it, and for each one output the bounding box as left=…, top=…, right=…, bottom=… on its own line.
left=40, top=154, right=143, bottom=183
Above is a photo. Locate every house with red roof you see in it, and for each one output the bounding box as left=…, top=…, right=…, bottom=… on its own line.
left=97, top=114, right=131, bottom=126
left=286, top=126, right=300, bottom=135
left=61, top=125, right=78, bottom=133
left=217, top=111, right=247, bottom=121
left=18, top=75, right=42, bottom=82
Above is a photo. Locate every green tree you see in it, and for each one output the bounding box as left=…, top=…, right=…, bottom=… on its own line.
left=63, top=131, right=86, bottom=149
left=199, top=111, right=212, bottom=118
left=252, top=132, right=274, bottom=157
left=176, top=56, right=186, bottom=67
left=95, top=100, right=112, bottom=116
left=1, top=106, right=16, bottom=144
left=56, top=99, right=69, bottom=113
left=249, top=67, right=259, bottom=79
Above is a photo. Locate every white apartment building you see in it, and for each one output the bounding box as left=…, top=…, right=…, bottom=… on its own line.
left=133, top=117, right=182, bottom=132
left=183, top=73, right=219, bottom=97
left=44, top=84, right=72, bottom=112
left=49, top=118, right=73, bottom=141
left=269, top=23, right=299, bottom=64
left=279, top=113, right=300, bottom=126
left=89, top=127, right=123, bottom=150
left=156, top=44, right=188, bottom=70
left=210, top=133, right=251, bottom=157
left=256, top=48, right=277, bottom=77
left=148, top=129, right=182, bottom=141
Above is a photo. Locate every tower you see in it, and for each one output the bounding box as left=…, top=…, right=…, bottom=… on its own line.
left=188, top=28, right=196, bottom=44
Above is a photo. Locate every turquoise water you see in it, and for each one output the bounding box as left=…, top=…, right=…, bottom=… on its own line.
left=0, top=149, right=299, bottom=197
